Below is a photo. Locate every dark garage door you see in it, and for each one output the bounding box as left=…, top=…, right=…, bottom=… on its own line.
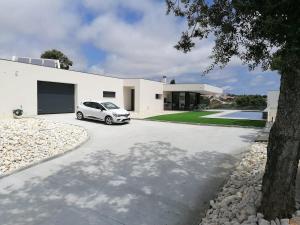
left=37, top=81, right=75, bottom=115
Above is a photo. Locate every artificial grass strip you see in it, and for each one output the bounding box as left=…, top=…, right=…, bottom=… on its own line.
left=147, top=111, right=266, bottom=128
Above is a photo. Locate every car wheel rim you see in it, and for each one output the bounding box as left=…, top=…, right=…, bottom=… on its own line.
left=77, top=113, right=82, bottom=119
left=106, top=117, right=112, bottom=124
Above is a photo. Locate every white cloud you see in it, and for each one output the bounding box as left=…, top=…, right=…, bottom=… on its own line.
left=205, top=67, right=240, bottom=84
left=0, top=0, right=216, bottom=77
left=0, top=0, right=87, bottom=70
left=0, top=0, right=280, bottom=94
left=78, top=0, right=214, bottom=77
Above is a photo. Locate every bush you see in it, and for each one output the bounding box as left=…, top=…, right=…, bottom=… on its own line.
left=235, top=95, right=266, bottom=109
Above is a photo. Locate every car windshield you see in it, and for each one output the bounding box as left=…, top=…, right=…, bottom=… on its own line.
left=101, top=102, right=119, bottom=110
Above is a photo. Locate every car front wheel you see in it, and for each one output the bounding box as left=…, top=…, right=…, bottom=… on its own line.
left=77, top=112, right=84, bottom=120
left=105, top=116, right=113, bottom=125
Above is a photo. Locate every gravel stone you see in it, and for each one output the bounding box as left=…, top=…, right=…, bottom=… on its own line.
left=0, top=118, right=88, bottom=175
left=198, top=142, right=298, bottom=225
left=200, top=143, right=267, bottom=225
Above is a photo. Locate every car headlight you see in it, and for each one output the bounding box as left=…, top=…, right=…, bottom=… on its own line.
left=113, top=113, right=118, bottom=117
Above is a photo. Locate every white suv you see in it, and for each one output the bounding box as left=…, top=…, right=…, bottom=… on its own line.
left=76, top=101, right=130, bottom=125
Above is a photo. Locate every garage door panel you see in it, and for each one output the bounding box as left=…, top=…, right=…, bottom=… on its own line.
left=38, top=81, right=75, bottom=115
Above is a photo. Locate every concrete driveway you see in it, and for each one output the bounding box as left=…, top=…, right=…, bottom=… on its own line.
left=0, top=114, right=259, bottom=225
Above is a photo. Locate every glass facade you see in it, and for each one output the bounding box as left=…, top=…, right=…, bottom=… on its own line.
left=164, top=92, right=200, bottom=110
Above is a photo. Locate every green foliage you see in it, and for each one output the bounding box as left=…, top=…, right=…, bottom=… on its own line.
left=235, top=95, right=267, bottom=109
left=204, top=95, right=266, bottom=109
left=148, top=111, right=265, bottom=127
left=166, top=0, right=300, bottom=72
left=41, top=49, right=73, bottom=70
left=209, top=102, right=237, bottom=109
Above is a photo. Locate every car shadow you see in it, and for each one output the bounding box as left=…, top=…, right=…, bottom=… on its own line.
left=0, top=141, right=239, bottom=225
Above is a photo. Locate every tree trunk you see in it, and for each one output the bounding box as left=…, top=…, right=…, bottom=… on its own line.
left=260, top=64, right=300, bottom=219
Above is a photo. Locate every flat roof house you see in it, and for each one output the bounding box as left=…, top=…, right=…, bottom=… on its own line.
left=0, top=58, right=222, bottom=118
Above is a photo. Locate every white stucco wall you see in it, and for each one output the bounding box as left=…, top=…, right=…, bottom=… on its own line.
left=123, top=79, right=163, bottom=114
left=0, top=59, right=222, bottom=118
left=163, top=83, right=223, bottom=95
left=267, top=91, right=279, bottom=122
left=0, top=60, right=124, bottom=117
left=139, top=79, right=164, bottom=113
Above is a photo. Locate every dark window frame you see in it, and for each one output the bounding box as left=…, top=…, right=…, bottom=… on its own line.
left=103, top=91, right=116, bottom=98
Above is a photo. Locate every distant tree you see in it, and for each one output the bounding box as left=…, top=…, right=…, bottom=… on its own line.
left=166, top=0, right=300, bottom=219
left=235, top=95, right=267, bottom=109
left=41, top=49, right=73, bottom=70
left=170, top=79, right=176, bottom=84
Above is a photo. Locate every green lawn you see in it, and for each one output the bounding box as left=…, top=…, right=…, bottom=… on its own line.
left=147, top=111, right=266, bottom=128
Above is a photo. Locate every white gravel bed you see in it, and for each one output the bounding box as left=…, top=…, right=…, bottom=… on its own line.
left=199, top=143, right=293, bottom=225
left=0, top=118, right=88, bottom=175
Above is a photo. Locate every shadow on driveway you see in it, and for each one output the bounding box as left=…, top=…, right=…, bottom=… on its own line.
left=0, top=141, right=239, bottom=225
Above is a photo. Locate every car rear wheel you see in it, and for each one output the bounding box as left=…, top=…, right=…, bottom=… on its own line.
left=105, top=116, right=113, bottom=125
left=77, top=112, right=84, bottom=120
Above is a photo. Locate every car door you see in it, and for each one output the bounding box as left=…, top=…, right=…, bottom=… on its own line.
left=97, top=103, right=107, bottom=120
left=90, top=102, right=106, bottom=120
left=92, top=103, right=106, bottom=120
left=82, top=102, right=94, bottom=117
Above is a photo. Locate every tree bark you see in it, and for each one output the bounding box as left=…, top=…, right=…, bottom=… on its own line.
left=260, top=62, right=300, bottom=219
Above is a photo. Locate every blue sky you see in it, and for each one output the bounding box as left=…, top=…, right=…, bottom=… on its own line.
left=0, top=0, right=280, bottom=95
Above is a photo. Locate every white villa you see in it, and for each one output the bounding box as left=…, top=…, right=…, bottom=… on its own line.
left=0, top=58, right=223, bottom=118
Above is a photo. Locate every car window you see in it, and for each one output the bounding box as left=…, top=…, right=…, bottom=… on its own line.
left=98, top=104, right=106, bottom=110
left=101, top=102, right=119, bottom=109
left=83, top=102, right=92, bottom=107
left=91, top=102, right=100, bottom=109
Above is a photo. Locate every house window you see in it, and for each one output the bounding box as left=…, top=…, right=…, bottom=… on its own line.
left=155, top=94, right=162, bottom=99
left=103, top=91, right=116, bottom=98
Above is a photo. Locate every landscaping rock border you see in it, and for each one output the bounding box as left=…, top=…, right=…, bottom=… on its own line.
left=200, top=143, right=266, bottom=225
left=0, top=118, right=88, bottom=176
left=199, top=142, right=300, bottom=225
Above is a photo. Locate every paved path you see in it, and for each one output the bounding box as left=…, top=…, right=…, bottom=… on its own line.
left=0, top=114, right=259, bottom=225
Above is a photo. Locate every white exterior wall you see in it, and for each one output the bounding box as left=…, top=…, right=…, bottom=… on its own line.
left=267, top=91, right=279, bottom=122
left=163, top=83, right=223, bottom=95
left=0, top=59, right=222, bottom=118
left=139, top=79, right=163, bottom=113
left=123, top=79, right=163, bottom=114
left=0, top=60, right=124, bottom=118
